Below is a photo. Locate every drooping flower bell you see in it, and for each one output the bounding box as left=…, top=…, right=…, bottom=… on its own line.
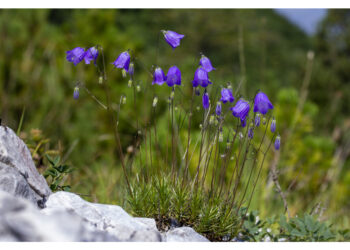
left=192, top=67, right=212, bottom=88
left=274, top=135, right=281, bottom=150
left=255, top=114, right=261, bottom=127
left=84, top=46, right=99, bottom=65
left=112, top=51, right=131, bottom=72
left=162, top=30, right=185, bottom=49
left=254, top=91, right=274, bottom=115
left=66, top=47, right=85, bottom=66
left=199, top=55, right=215, bottom=72
left=216, top=102, right=222, bottom=116
left=152, top=67, right=166, bottom=85
left=220, top=88, right=235, bottom=104
left=202, top=92, right=210, bottom=109
left=270, top=118, right=276, bottom=133
left=166, top=66, right=181, bottom=87
left=73, top=87, right=79, bottom=100
left=230, top=99, right=250, bottom=127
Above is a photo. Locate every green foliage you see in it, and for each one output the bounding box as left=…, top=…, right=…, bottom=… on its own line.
left=44, top=155, right=74, bottom=192
left=278, top=214, right=335, bottom=241
left=127, top=176, right=240, bottom=241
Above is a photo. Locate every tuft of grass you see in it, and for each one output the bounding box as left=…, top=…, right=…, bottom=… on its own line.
left=126, top=175, right=242, bottom=241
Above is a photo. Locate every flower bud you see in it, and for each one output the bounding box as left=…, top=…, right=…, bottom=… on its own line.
left=275, top=135, right=281, bottom=150
left=136, top=85, right=141, bottom=92
left=152, top=96, right=158, bottom=107
left=270, top=118, right=276, bottom=133
left=255, top=114, right=261, bottom=127
left=98, top=76, right=103, bottom=84
left=73, top=87, right=79, bottom=100
left=122, top=96, right=127, bottom=104
left=128, top=80, right=133, bottom=88
left=129, top=62, right=134, bottom=77
left=262, top=117, right=267, bottom=125
left=122, top=69, right=127, bottom=78
left=170, top=89, right=175, bottom=100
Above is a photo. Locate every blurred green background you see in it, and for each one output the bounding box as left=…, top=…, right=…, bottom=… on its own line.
left=1, top=9, right=350, bottom=229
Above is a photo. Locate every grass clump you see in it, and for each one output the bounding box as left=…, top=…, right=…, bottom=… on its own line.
left=127, top=175, right=241, bottom=241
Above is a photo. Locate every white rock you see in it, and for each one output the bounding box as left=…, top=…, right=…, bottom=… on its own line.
left=165, top=227, right=209, bottom=242
left=0, top=126, right=51, bottom=206
left=43, top=191, right=162, bottom=241
left=0, top=190, right=118, bottom=241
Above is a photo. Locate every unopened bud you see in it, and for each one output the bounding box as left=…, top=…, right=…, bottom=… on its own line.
left=152, top=96, right=158, bottom=107
left=73, top=87, right=79, bottom=100
left=122, top=69, right=127, bottom=78
left=129, top=62, right=134, bottom=77
left=98, top=76, right=103, bottom=84
left=122, top=96, right=127, bottom=104
left=136, top=85, right=141, bottom=92
left=128, top=80, right=133, bottom=88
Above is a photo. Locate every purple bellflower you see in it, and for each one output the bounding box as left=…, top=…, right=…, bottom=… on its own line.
left=112, top=51, right=131, bottom=72
left=73, top=87, right=79, bottom=100
left=254, top=91, right=274, bottom=115
left=166, top=66, right=181, bottom=87
left=230, top=99, right=250, bottom=127
left=275, top=135, right=281, bottom=150
left=162, top=30, right=185, bottom=49
left=220, top=88, right=235, bottom=104
left=84, top=46, right=99, bottom=65
left=152, top=67, right=166, bottom=85
left=216, top=102, right=222, bottom=116
left=199, top=55, right=215, bottom=72
left=271, top=118, right=276, bottom=133
left=192, top=67, right=212, bottom=88
left=202, top=92, right=210, bottom=109
left=66, top=47, right=85, bottom=66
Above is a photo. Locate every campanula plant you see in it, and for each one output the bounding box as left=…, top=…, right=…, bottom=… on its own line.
left=66, top=29, right=280, bottom=241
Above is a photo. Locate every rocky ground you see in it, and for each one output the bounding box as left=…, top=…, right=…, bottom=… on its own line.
left=0, top=125, right=209, bottom=242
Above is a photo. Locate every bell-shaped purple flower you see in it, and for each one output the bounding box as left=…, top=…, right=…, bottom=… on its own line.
left=162, top=30, right=185, bottom=49
left=66, top=47, right=85, bottom=66
left=192, top=67, right=212, bottom=88
left=271, top=118, right=276, bottom=133
left=112, top=51, right=131, bottom=72
left=152, top=67, right=166, bottom=85
left=254, top=91, right=274, bottom=115
left=73, top=87, right=79, bottom=100
left=166, top=66, right=181, bottom=87
left=84, top=46, right=99, bottom=65
left=230, top=99, right=250, bottom=127
left=255, top=115, right=261, bottom=127
left=248, top=128, right=254, bottom=139
left=274, top=135, right=281, bottom=150
left=199, top=55, right=215, bottom=72
left=216, top=102, right=222, bottom=116
left=220, top=88, right=235, bottom=104
left=202, top=92, right=210, bottom=109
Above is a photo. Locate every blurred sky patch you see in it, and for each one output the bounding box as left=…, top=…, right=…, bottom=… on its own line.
left=275, top=9, right=328, bottom=35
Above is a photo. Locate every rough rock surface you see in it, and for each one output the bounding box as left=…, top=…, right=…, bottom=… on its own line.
left=0, top=126, right=51, bottom=206
left=42, top=191, right=162, bottom=242
left=164, top=227, right=210, bottom=242
left=0, top=190, right=119, bottom=241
